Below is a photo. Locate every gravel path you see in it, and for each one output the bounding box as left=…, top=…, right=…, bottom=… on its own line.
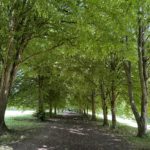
left=7, top=116, right=135, bottom=150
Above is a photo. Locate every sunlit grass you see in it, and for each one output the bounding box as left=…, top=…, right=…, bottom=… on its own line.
left=97, top=113, right=150, bottom=129
left=5, top=114, right=42, bottom=130
left=0, top=111, right=44, bottom=145
left=89, top=114, right=150, bottom=149
left=106, top=120, right=150, bottom=149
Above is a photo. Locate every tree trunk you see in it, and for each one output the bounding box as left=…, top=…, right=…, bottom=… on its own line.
left=0, top=62, right=18, bottom=133
left=87, top=105, right=88, bottom=115
left=83, top=109, right=86, bottom=115
left=49, top=102, right=53, bottom=117
left=91, top=90, right=96, bottom=121
left=100, top=83, right=109, bottom=127
left=54, top=105, right=57, bottom=115
left=137, top=16, right=148, bottom=137
left=110, top=80, right=117, bottom=129
left=37, top=75, right=45, bottom=121
left=124, top=61, right=147, bottom=137
left=0, top=96, right=8, bottom=134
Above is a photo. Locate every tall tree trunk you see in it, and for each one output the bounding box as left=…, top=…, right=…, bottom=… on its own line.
left=54, top=104, right=57, bottom=115
left=0, top=44, right=29, bottom=133
left=83, top=108, right=86, bottom=115
left=91, top=90, right=96, bottom=121
left=0, top=96, right=8, bottom=133
left=137, top=16, right=148, bottom=136
left=110, top=80, right=117, bottom=129
left=87, top=105, right=88, bottom=115
left=109, top=53, right=119, bottom=129
left=0, top=62, right=18, bottom=133
left=49, top=101, right=53, bottom=117
left=37, top=75, right=45, bottom=121
left=100, top=83, right=109, bottom=127
left=124, top=61, right=147, bottom=137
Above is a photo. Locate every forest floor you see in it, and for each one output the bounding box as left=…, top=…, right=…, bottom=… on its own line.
left=0, top=113, right=137, bottom=150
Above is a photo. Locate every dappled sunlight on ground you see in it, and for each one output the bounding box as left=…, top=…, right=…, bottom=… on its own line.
left=51, top=125, right=65, bottom=130
left=38, top=145, right=48, bottom=150
left=50, top=125, right=87, bottom=135
left=0, top=146, right=13, bottom=150
left=38, top=146, right=56, bottom=150
left=68, top=128, right=87, bottom=136
left=7, top=113, right=134, bottom=150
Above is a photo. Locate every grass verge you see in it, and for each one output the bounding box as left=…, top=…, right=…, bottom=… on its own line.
left=115, top=124, right=150, bottom=150
left=0, top=114, right=44, bottom=145
left=95, top=118, right=150, bottom=150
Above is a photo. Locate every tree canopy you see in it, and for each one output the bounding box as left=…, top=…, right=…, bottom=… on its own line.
left=0, top=0, right=150, bottom=138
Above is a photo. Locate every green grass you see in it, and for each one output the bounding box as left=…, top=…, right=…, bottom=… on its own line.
left=6, top=114, right=43, bottom=130
left=0, top=114, right=44, bottom=145
left=93, top=115, right=150, bottom=149
left=128, top=135, right=150, bottom=150
left=111, top=122, right=150, bottom=149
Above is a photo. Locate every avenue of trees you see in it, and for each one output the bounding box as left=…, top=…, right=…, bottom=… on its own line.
left=0, top=0, right=150, bottom=138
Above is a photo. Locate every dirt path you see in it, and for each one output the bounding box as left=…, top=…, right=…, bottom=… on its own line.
left=6, top=116, right=135, bottom=150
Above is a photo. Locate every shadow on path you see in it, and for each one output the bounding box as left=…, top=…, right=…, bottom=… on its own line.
left=8, top=114, right=134, bottom=150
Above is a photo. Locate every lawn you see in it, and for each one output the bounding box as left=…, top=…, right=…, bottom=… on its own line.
left=0, top=112, right=44, bottom=145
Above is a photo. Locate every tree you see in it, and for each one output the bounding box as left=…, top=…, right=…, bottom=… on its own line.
left=123, top=0, right=150, bottom=137
left=0, top=0, right=47, bottom=131
left=0, top=0, right=78, bottom=132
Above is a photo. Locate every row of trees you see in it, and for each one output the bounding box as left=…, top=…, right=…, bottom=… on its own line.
left=0, top=0, right=150, bottom=138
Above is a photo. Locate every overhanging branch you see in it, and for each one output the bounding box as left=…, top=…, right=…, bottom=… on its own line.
left=20, top=42, right=64, bottom=65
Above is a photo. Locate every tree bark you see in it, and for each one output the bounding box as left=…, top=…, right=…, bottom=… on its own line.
left=108, top=53, right=119, bottom=129
left=37, top=75, right=45, bottom=121
left=0, top=54, right=19, bottom=133
left=87, top=105, right=88, bottom=115
left=124, top=61, right=147, bottom=137
left=137, top=21, right=148, bottom=137
left=0, top=96, right=8, bottom=134
left=83, top=108, right=86, bottom=115
left=91, top=90, right=96, bottom=121
left=49, top=102, right=53, bottom=117
left=110, top=80, right=117, bottom=129
left=54, top=105, right=57, bottom=115
left=100, top=83, right=109, bottom=127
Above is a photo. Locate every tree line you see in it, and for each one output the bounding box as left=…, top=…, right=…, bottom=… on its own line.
left=0, top=0, right=150, bottom=138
